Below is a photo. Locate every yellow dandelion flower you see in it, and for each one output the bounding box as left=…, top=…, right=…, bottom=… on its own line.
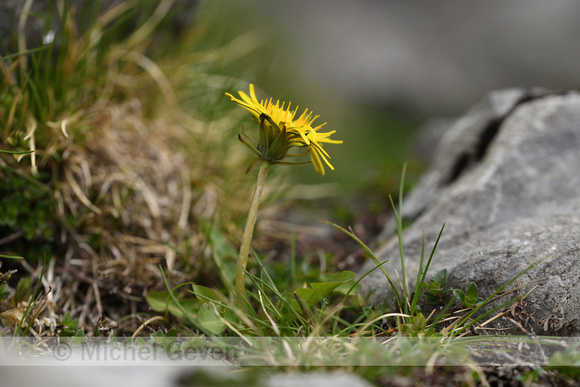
left=226, top=84, right=342, bottom=175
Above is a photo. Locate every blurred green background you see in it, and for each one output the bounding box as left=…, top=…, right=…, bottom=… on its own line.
left=197, top=0, right=425, bottom=194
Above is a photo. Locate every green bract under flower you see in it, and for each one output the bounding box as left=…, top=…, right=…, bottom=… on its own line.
left=226, top=84, right=342, bottom=175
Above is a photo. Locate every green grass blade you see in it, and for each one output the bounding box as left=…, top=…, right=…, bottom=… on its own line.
left=0, top=46, right=51, bottom=62
left=245, top=272, right=283, bottom=321
left=410, top=232, right=426, bottom=315
left=323, top=221, right=401, bottom=307
left=0, top=253, right=24, bottom=259
left=419, top=223, right=445, bottom=288
left=397, top=163, right=408, bottom=314
left=0, top=150, right=34, bottom=155
left=344, top=259, right=389, bottom=298
left=246, top=270, right=307, bottom=325
left=411, top=223, right=446, bottom=314
left=14, top=257, right=48, bottom=337
left=251, top=248, right=279, bottom=292
left=159, top=266, right=211, bottom=335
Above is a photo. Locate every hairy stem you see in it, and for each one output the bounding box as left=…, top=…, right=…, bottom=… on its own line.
left=236, top=161, right=269, bottom=306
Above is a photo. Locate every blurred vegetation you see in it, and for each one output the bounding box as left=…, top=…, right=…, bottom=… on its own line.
left=1, top=4, right=578, bottom=387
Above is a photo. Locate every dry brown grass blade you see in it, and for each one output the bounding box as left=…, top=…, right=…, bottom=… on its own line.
left=131, top=315, right=166, bottom=338
left=21, top=116, right=37, bottom=175
left=64, top=165, right=102, bottom=215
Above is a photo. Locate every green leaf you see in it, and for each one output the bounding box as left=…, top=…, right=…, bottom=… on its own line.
left=200, top=220, right=237, bottom=291
left=401, top=312, right=427, bottom=336
left=165, top=327, right=178, bottom=337
left=174, top=298, right=201, bottom=318
left=333, top=281, right=360, bottom=295
left=146, top=291, right=200, bottom=318
left=192, top=285, right=221, bottom=303
left=57, top=312, right=82, bottom=337
left=432, top=269, right=447, bottom=288
left=223, top=307, right=240, bottom=327
left=14, top=277, right=32, bottom=304
left=197, top=303, right=226, bottom=334
left=465, top=282, right=478, bottom=300
left=322, top=271, right=357, bottom=283
left=453, top=289, right=465, bottom=303
left=292, top=270, right=356, bottom=305
left=146, top=291, right=173, bottom=312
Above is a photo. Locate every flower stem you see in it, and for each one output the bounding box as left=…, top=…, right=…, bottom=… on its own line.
left=236, top=161, right=270, bottom=306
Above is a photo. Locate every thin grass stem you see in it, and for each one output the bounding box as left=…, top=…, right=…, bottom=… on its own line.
left=398, top=164, right=408, bottom=312
left=411, top=224, right=445, bottom=314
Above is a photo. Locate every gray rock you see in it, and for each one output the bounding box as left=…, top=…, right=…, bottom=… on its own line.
left=361, top=89, right=580, bottom=335
left=382, top=87, right=551, bottom=230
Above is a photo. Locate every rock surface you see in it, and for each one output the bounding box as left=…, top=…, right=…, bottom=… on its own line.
left=361, top=89, right=580, bottom=335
